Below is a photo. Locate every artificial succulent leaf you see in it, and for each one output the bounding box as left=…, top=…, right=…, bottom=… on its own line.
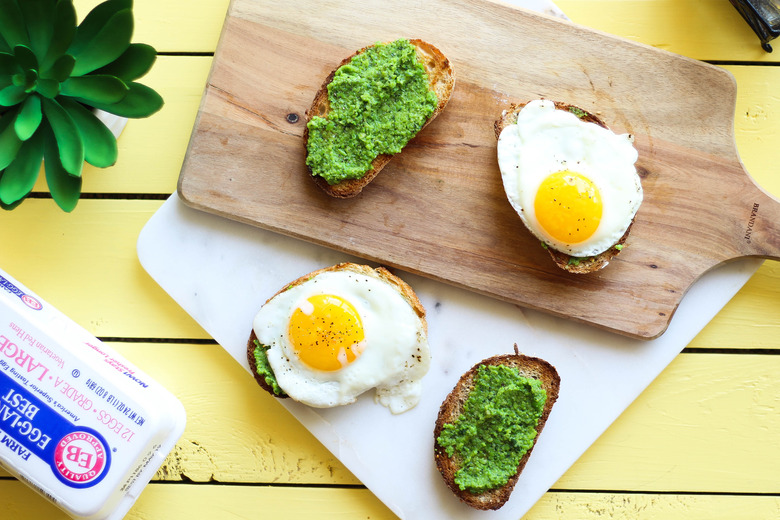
left=60, top=75, right=129, bottom=105
left=77, top=81, right=162, bottom=119
left=40, top=54, right=75, bottom=82
left=19, top=0, right=57, bottom=60
left=40, top=0, right=77, bottom=72
left=14, top=95, right=41, bottom=140
left=0, top=192, right=25, bottom=210
left=59, top=98, right=118, bottom=168
left=0, top=128, right=43, bottom=205
left=12, top=45, right=38, bottom=73
left=69, top=0, right=132, bottom=55
left=12, top=45, right=38, bottom=74
left=0, top=51, right=19, bottom=76
left=42, top=122, right=80, bottom=212
left=0, top=0, right=30, bottom=49
left=41, top=97, right=83, bottom=177
left=92, top=43, right=156, bottom=82
left=0, top=84, right=27, bottom=106
left=0, top=110, right=23, bottom=169
left=35, top=79, right=60, bottom=99
left=70, top=8, right=134, bottom=76
left=19, top=69, right=38, bottom=93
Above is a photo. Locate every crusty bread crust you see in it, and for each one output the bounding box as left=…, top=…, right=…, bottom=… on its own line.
left=303, top=39, right=455, bottom=198
left=433, top=346, right=560, bottom=510
left=494, top=101, right=634, bottom=274
left=246, top=263, right=427, bottom=398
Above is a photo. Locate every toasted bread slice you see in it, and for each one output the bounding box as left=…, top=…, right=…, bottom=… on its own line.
left=434, top=346, right=560, bottom=510
left=304, top=39, right=455, bottom=198
left=246, top=262, right=427, bottom=399
left=494, top=101, right=634, bottom=274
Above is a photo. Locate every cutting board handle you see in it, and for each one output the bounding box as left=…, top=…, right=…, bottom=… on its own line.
left=735, top=174, right=780, bottom=262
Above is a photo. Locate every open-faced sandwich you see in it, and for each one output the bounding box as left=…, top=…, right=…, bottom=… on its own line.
left=495, top=99, right=643, bottom=273
left=247, top=263, right=430, bottom=414
left=434, top=346, right=560, bottom=510
left=304, top=38, right=455, bottom=198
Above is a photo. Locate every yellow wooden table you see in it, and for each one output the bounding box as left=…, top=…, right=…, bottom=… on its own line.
left=2, top=0, right=779, bottom=518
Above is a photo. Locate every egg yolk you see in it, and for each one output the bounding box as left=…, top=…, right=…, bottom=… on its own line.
left=534, top=170, right=602, bottom=244
left=288, top=294, right=365, bottom=371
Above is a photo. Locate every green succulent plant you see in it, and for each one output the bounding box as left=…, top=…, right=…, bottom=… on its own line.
left=0, top=0, right=163, bottom=212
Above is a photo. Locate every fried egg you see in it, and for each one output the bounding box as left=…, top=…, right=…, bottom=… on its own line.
left=252, top=266, right=430, bottom=414
left=497, top=99, right=642, bottom=257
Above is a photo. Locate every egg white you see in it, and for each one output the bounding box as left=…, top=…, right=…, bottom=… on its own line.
left=497, top=99, right=642, bottom=257
left=252, top=269, right=430, bottom=414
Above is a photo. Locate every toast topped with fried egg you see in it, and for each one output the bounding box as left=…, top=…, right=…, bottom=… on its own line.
left=495, top=100, right=642, bottom=274
left=247, top=263, right=429, bottom=414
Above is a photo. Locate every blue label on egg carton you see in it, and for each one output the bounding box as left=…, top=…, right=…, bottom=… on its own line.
left=0, top=274, right=43, bottom=311
left=0, top=352, right=112, bottom=488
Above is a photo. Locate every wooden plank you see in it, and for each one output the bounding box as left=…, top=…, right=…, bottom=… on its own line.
left=73, top=0, right=231, bottom=53
left=558, top=0, right=780, bottom=62
left=0, top=480, right=396, bottom=519
left=726, top=66, right=780, bottom=199
left=71, top=0, right=780, bottom=63
left=529, top=492, right=780, bottom=519
left=177, top=0, right=780, bottom=338
left=694, top=261, right=780, bottom=348
left=73, top=0, right=780, bottom=64
left=0, top=200, right=207, bottom=339
left=4, top=345, right=775, bottom=492
left=2, top=479, right=780, bottom=520
left=556, top=352, right=780, bottom=492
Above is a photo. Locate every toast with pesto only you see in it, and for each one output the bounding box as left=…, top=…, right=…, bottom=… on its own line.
left=494, top=101, right=634, bottom=274
left=303, top=38, right=455, bottom=198
left=434, top=346, right=560, bottom=510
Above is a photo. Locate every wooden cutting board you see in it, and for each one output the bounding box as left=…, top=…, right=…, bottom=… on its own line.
left=177, top=0, right=780, bottom=339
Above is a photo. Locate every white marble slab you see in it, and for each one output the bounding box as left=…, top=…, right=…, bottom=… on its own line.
left=137, top=193, right=759, bottom=519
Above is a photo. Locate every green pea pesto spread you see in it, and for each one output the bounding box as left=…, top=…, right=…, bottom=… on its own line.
left=568, top=106, right=587, bottom=118
left=437, top=365, right=547, bottom=494
left=252, top=340, right=287, bottom=397
left=305, top=39, right=439, bottom=185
